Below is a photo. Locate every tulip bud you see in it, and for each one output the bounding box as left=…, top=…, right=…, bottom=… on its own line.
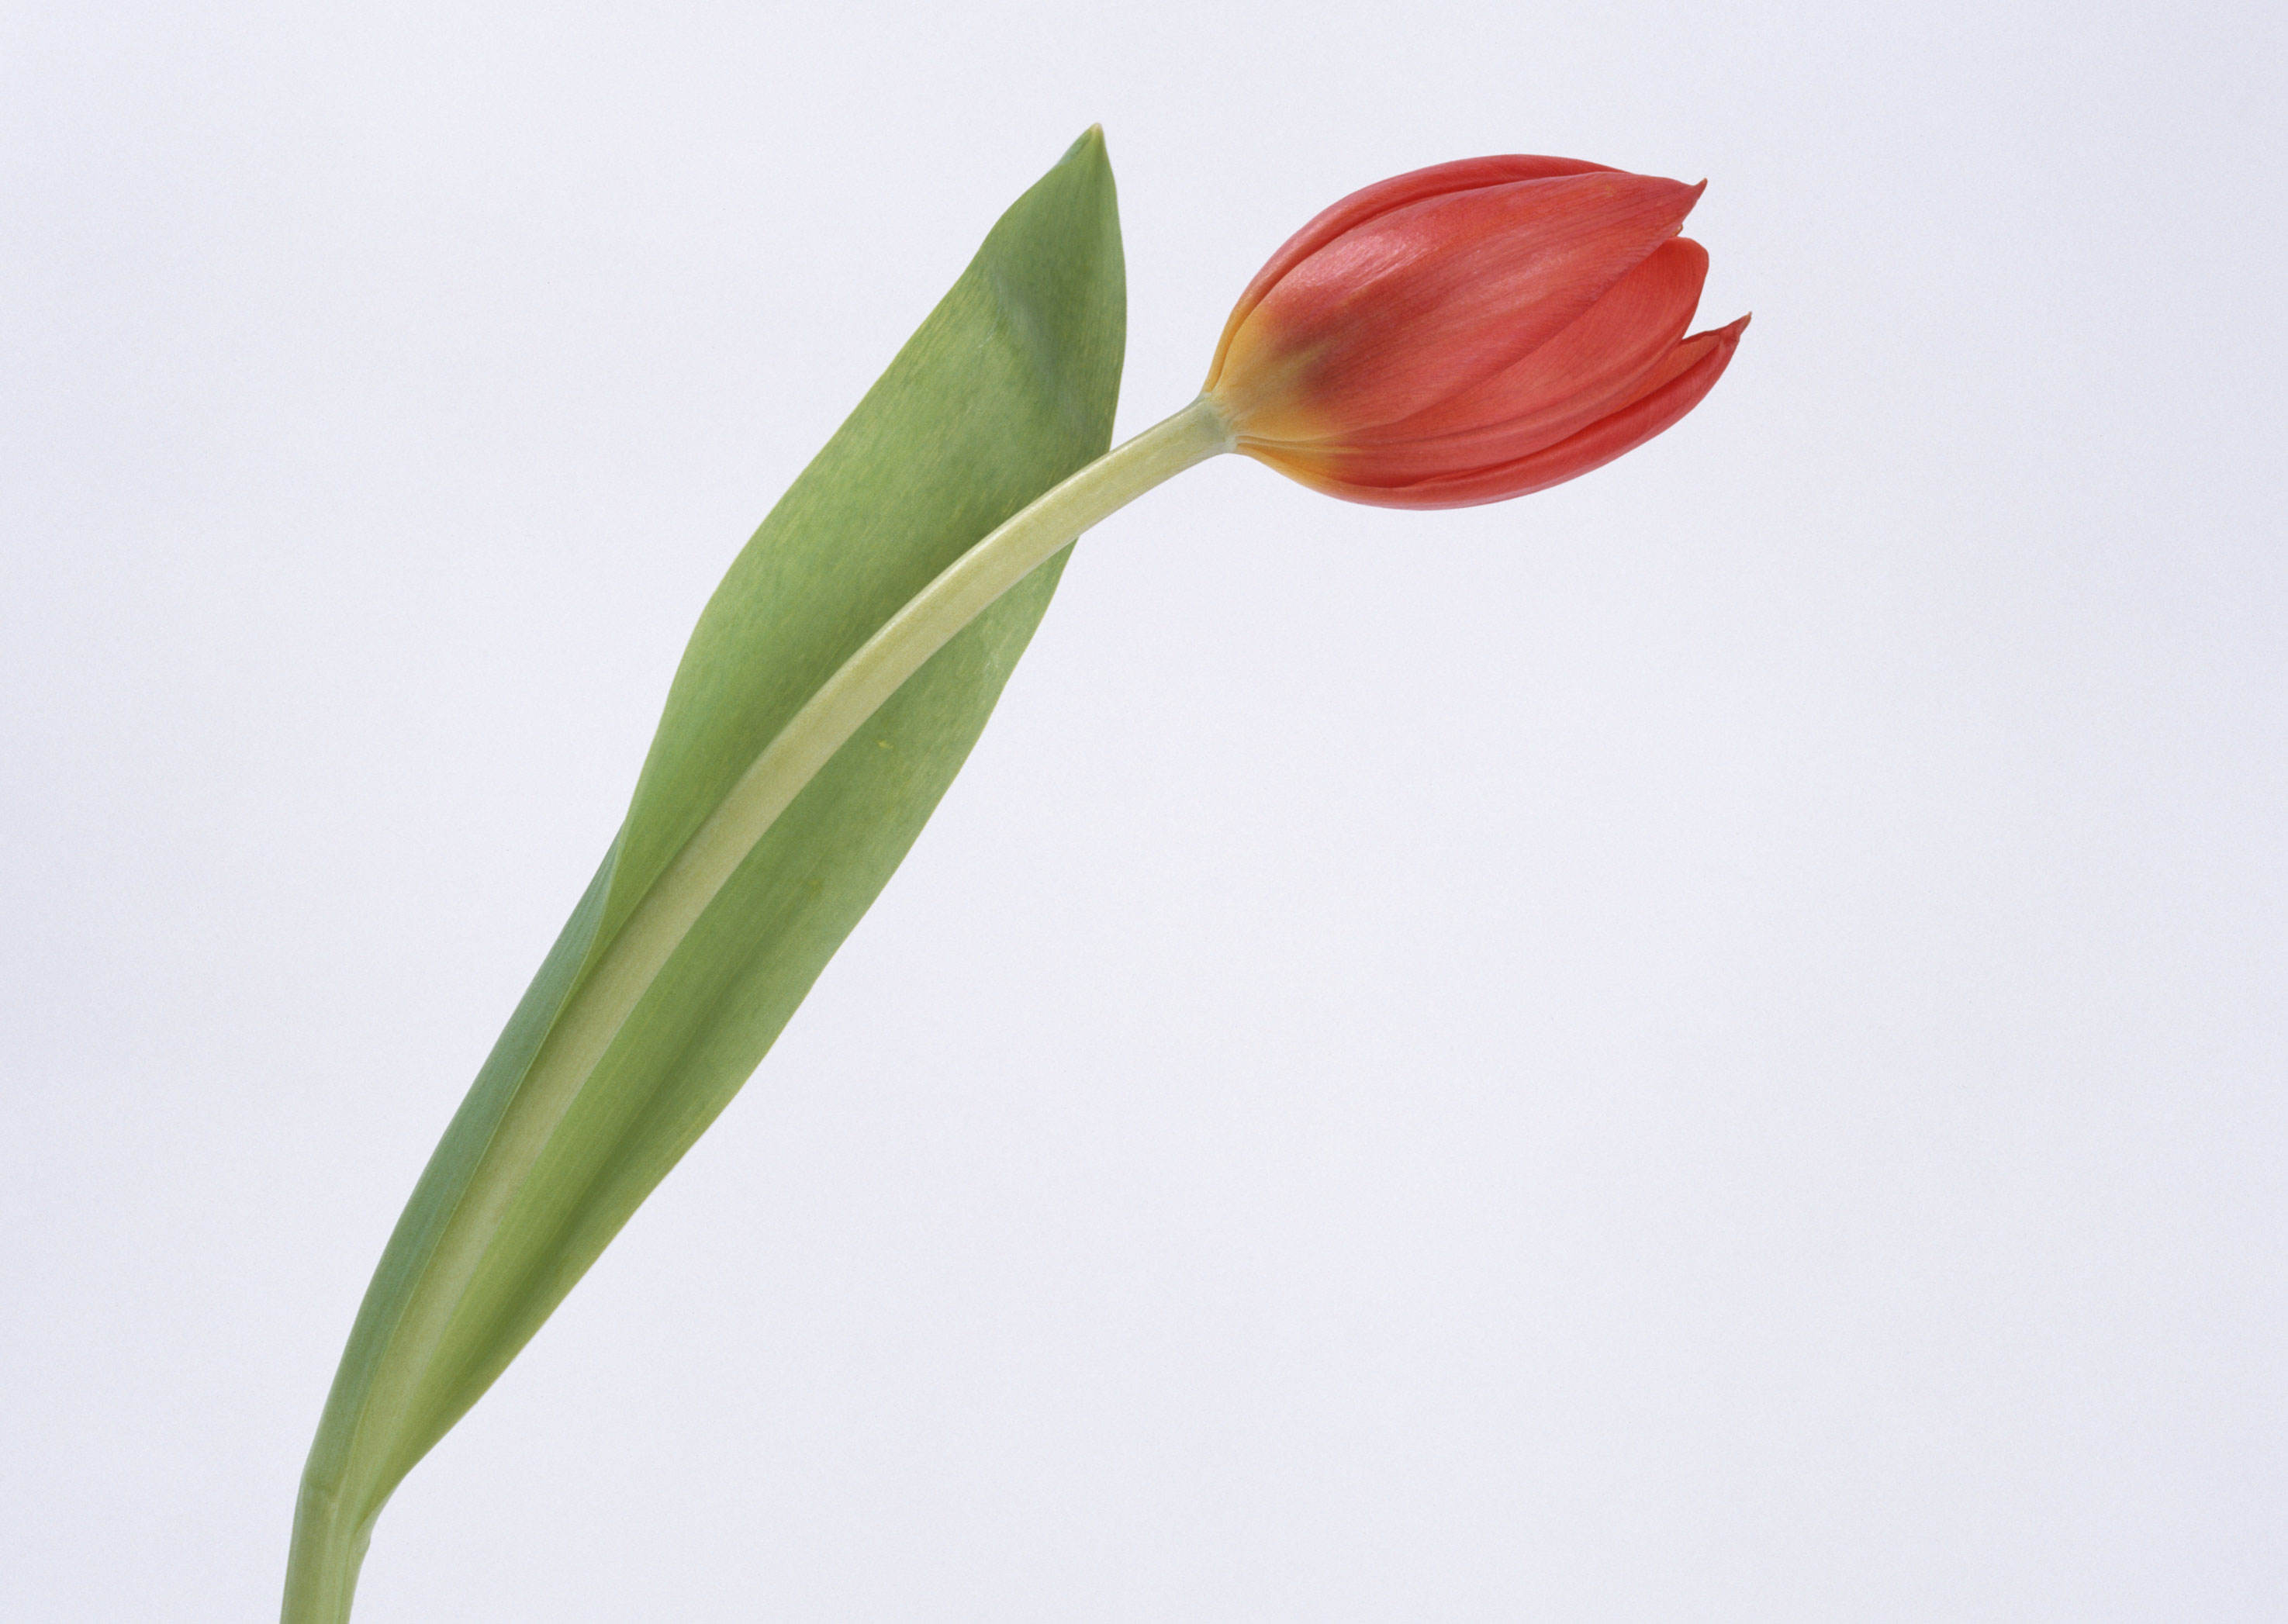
left=1203, top=157, right=1748, bottom=509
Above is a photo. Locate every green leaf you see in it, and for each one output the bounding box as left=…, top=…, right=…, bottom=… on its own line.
left=285, top=129, right=1125, bottom=1624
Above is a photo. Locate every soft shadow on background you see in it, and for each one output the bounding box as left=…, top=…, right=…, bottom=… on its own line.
left=3, top=2, right=2283, bottom=1619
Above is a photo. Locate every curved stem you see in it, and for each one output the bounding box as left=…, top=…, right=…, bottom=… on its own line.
left=282, top=394, right=1232, bottom=1624
left=538, top=396, right=1232, bottom=1195
left=617, top=393, right=1232, bottom=1002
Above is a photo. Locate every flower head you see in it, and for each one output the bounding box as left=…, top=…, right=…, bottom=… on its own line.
left=1204, top=156, right=1747, bottom=509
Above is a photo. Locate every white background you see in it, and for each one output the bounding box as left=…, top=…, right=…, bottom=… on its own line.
left=4, top=2, right=2283, bottom=1619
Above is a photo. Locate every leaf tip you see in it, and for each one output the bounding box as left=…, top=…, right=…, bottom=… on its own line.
left=1063, top=123, right=1110, bottom=167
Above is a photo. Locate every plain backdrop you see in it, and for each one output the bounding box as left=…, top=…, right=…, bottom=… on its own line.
left=3, top=1, right=2283, bottom=1619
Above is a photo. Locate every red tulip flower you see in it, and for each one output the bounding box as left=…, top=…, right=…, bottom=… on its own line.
left=1202, top=156, right=1749, bottom=509
left=277, top=131, right=1763, bottom=1624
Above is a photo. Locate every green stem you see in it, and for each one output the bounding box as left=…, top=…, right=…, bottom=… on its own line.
left=603, top=393, right=1231, bottom=1026
left=279, top=394, right=1231, bottom=1624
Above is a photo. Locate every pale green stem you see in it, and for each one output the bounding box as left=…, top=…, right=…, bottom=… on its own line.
left=280, top=394, right=1232, bottom=1624
left=600, top=393, right=1232, bottom=1039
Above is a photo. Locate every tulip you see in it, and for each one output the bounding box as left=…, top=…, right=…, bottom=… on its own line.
left=645, top=157, right=1748, bottom=871
left=1201, top=156, right=1748, bottom=508
left=279, top=134, right=1755, bottom=1624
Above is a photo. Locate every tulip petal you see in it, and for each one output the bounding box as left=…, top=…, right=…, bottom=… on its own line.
left=1218, top=171, right=1705, bottom=441
left=1277, top=237, right=1711, bottom=479
left=1205, top=155, right=1616, bottom=389
left=1254, top=313, right=1748, bottom=509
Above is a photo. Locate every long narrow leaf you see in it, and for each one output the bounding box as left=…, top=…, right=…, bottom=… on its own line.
left=285, top=129, right=1125, bottom=1624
